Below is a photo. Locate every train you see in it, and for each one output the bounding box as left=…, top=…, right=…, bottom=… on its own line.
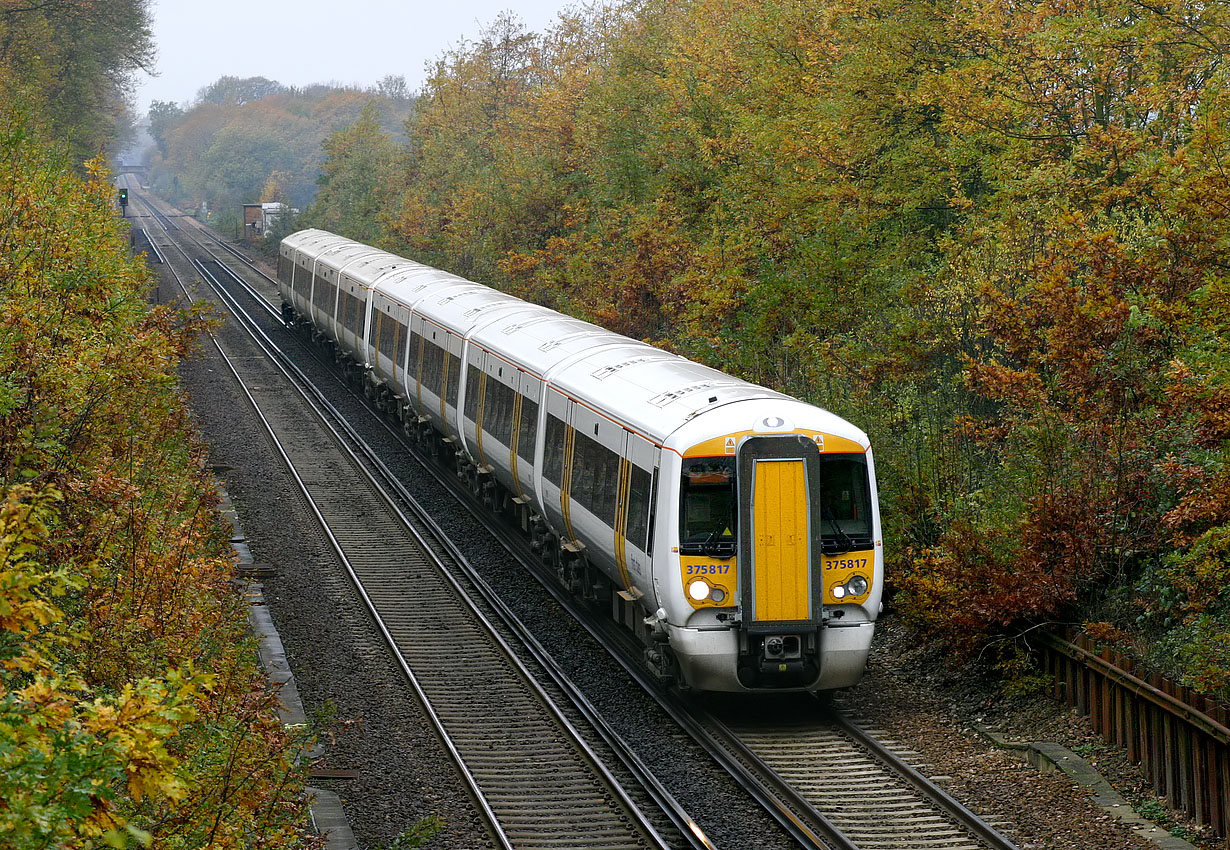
left=277, top=229, right=883, bottom=692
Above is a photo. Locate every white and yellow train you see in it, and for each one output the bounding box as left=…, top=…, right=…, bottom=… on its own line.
left=278, top=229, right=883, bottom=692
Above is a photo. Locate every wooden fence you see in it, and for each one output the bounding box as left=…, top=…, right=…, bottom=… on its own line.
left=1036, top=630, right=1230, bottom=837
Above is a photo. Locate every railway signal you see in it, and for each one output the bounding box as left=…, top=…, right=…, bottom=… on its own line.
left=118, top=187, right=128, bottom=216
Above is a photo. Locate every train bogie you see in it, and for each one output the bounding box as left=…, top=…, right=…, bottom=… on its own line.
left=279, top=229, right=883, bottom=693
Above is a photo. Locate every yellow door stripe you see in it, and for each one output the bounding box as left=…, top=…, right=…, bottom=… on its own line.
left=508, top=393, right=524, bottom=499
left=474, top=371, right=487, bottom=466
left=414, top=334, right=424, bottom=410
left=561, top=425, right=576, bottom=541
left=753, top=459, right=810, bottom=621
left=613, top=457, right=632, bottom=591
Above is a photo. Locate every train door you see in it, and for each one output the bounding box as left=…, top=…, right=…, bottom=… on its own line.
left=460, top=346, right=486, bottom=464
left=537, top=388, right=572, bottom=538
left=510, top=372, right=541, bottom=502
left=619, top=435, right=658, bottom=593
left=736, top=434, right=825, bottom=688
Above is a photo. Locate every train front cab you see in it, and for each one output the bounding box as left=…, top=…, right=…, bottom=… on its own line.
left=670, top=428, right=880, bottom=692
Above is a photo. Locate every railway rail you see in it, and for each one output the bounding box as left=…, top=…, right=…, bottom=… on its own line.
left=129, top=187, right=1028, bottom=850
left=132, top=187, right=705, bottom=850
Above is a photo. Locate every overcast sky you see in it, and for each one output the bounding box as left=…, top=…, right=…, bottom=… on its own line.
left=134, top=0, right=572, bottom=113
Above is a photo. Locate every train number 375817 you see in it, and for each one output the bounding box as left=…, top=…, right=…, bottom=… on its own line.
left=685, top=563, right=731, bottom=576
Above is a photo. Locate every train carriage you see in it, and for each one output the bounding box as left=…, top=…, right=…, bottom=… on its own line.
left=278, top=229, right=883, bottom=693
left=277, top=230, right=351, bottom=320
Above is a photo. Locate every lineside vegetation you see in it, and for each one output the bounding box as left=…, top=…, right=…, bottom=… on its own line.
left=0, top=2, right=313, bottom=846
left=0, top=105, right=312, bottom=848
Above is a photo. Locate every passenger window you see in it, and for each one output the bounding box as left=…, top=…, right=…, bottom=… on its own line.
left=446, top=352, right=461, bottom=408
left=485, top=380, right=514, bottom=445
left=465, top=365, right=482, bottom=421
left=517, top=396, right=538, bottom=463
left=571, top=432, right=618, bottom=526
left=408, top=332, right=424, bottom=381
left=313, top=276, right=336, bottom=314
left=395, top=320, right=408, bottom=368
left=626, top=464, right=653, bottom=551
left=543, top=414, right=566, bottom=485
left=378, top=311, right=397, bottom=360
left=421, top=341, right=444, bottom=395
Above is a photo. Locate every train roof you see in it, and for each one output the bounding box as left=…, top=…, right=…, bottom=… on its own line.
left=373, top=263, right=474, bottom=307
left=553, top=346, right=790, bottom=444
left=283, top=229, right=862, bottom=448
left=312, top=241, right=387, bottom=278
left=472, top=311, right=649, bottom=378
left=334, top=249, right=411, bottom=287
left=280, top=228, right=349, bottom=260
left=413, top=285, right=529, bottom=337
left=469, top=299, right=788, bottom=444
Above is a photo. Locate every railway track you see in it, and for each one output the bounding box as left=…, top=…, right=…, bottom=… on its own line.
left=702, top=697, right=1016, bottom=850
left=131, top=188, right=705, bottom=850
left=128, top=184, right=1023, bottom=850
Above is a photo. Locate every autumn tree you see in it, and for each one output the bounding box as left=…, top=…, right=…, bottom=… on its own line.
left=0, top=0, right=155, bottom=162
left=0, top=98, right=313, bottom=845
left=150, top=81, right=415, bottom=228
left=196, top=75, right=286, bottom=106
left=300, top=102, right=399, bottom=244
left=147, top=99, right=184, bottom=158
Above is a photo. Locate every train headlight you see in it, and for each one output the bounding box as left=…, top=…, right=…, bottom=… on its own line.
left=845, top=574, right=869, bottom=597
left=831, top=584, right=846, bottom=599
left=687, top=578, right=712, bottom=601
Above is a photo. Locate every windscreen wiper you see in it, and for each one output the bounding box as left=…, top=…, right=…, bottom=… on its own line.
left=702, top=528, right=735, bottom=557
left=822, top=506, right=854, bottom=555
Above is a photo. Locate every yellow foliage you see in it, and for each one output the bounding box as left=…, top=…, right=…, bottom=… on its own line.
left=0, top=105, right=310, bottom=847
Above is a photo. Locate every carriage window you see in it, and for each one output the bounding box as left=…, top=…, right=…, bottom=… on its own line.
left=446, top=351, right=461, bottom=408
left=626, top=464, right=653, bottom=551
left=485, top=380, right=515, bottom=446
left=818, top=453, right=872, bottom=550
left=312, top=275, right=336, bottom=315
left=517, top=396, right=539, bottom=463
left=409, top=331, right=424, bottom=382
left=421, top=340, right=445, bottom=395
left=679, top=458, right=736, bottom=557
left=340, top=290, right=365, bottom=336
left=352, top=292, right=366, bottom=336
left=543, top=414, right=567, bottom=485
left=571, top=432, right=618, bottom=525
left=378, top=311, right=398, bottom=360
left=465, top=365, right=482, bottom=421
left=395, top=320, right=408, bottom=368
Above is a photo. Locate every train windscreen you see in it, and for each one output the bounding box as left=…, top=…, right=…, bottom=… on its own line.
left=818, top=453, right=873, bottom=553
left=680, top=458, right=737, bottom=557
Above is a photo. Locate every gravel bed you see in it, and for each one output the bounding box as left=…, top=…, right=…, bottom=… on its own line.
left=160, top=268, right=491, bottom=849
left=159, top=235, right=1219, bottom=850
